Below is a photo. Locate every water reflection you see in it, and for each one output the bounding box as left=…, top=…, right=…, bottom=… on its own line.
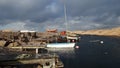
left=47, top=48, right=76, bottom=58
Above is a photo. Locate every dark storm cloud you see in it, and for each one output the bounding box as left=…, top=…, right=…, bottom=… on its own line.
left=0, top=0, right=120, bottom=31
left=64, top=0, right=120, bottom=30
left=66, top=0, right=120, bottom=16
left=0, top=0, right=52, bottom=21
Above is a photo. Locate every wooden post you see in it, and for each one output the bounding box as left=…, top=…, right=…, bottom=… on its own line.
left=20, top=46, right=23, bottom=51
left=36, top=48, right=38, bottom=54
left=37, top=64, right=42, bottom=68
left=53, top=58, right=55, bottom=68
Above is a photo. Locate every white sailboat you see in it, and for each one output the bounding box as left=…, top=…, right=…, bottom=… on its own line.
left=47, top=0, right=78, bottom=48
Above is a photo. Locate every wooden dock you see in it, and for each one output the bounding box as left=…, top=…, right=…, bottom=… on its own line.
left=9, top=45, right=47, bottom=54
left=10, top=46, right=46, bottom=49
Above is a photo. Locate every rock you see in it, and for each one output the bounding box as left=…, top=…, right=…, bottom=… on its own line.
left=7, top=42, right=19, bottom=47
left=0, top=41, right=6, bottom=47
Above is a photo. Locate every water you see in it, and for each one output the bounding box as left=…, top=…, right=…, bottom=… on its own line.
left=48, top=35, right=120, bottom=68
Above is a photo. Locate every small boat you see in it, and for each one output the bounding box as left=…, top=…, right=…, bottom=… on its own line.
left=46, top=1, right=80, bottom=48
left=46, top=35, right=80, bottom=48
left=67, top=36, right=78, bottom=40
left=46, top=36, right=80, bottom=48
left=66, top=36, right=80, bottom=42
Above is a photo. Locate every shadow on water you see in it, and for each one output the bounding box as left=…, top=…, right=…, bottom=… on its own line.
left=0, top=53, right=41, bottom=68
left=48, top=48, right=76, bottom=58
left=0, top=47, right=49, bottom=68
left=0, top=64, right=41, bottom=68
left=48, top=35, right=120, bottom=68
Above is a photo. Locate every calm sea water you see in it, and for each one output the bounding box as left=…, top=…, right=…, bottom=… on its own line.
left=48, top=35, right=120, bottom=68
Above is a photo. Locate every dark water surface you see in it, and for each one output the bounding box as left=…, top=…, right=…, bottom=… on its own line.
left=48, top=35, right=120, bottom=68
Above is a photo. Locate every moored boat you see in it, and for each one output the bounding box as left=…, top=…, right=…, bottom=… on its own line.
left=46, top=0, right=80, bottom=48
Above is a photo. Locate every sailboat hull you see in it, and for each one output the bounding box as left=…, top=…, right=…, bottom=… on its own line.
left=47, top=43, right=75, bottom=48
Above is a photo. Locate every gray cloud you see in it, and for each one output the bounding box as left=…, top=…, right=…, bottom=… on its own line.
left=0, top=0, right=120, bottom=31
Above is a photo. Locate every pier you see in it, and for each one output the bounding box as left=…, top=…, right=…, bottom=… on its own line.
left=0, top=46, right=64, bottom=68
left=9, top=46, right=46, bottom=54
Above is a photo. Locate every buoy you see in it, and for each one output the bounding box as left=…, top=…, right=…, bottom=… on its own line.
left=68, top=40, right=70, bottom=42
left=100, top=41, right=104, bottom=44
left=104, top=52, right=108, bottom=55
left=72, top=40, right=75, bottom=42
left=75, top=46, right=79, bottom=49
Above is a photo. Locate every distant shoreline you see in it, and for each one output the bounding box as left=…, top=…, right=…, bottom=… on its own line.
left=72, top=27, right=120, bottom=37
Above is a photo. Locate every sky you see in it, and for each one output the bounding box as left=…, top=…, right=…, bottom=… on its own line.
left=0, top=0, right=120, bottom=32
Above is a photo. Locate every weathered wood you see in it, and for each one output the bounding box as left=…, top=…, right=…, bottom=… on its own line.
left=10, top=46, right=45, bottom=49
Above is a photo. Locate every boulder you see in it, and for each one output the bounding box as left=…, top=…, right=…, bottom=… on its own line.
left=0, top=41, right=6, bottom=47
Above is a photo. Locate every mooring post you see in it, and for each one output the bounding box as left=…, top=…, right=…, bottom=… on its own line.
left=53, top=58, right=56, bottom=68
left=36, top=48, right=38, bottom=54
left=20, top=46, right=23, bottom=51
left=35, top=48, right=39, bottom=58
left=37, top=64, right=41, bottom=68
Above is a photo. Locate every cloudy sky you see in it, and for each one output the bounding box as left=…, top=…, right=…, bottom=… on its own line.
left=0, top=0, right=120, bottom=31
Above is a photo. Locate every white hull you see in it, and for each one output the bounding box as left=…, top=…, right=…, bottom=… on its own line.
left=47, top=43, right=75, bottom=48
left=67, top=36, right=78, bottom=40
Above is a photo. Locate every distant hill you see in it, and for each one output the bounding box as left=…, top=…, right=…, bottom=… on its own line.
left=72, top=27, right=120, bottom=36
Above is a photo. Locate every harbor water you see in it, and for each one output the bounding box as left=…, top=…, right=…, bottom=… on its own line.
left=1, top=35, right=120, bottom=68
left=48, top=35, right=120, bottom=68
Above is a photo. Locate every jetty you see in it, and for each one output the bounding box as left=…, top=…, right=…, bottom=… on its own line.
left=9, top=45, right=46, bottom=54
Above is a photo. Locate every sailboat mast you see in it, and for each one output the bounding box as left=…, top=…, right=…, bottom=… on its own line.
left=63, top=0, right=68, bottom=41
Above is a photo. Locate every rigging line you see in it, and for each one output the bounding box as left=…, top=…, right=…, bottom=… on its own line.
left=63, top=0, right=69, bottom=42
left=63, top=0, right=68, bottom=32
